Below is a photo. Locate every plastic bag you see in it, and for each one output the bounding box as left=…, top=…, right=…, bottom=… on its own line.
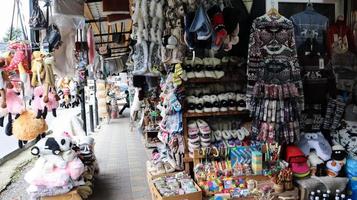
left=29, top=0, right=47, bottom=30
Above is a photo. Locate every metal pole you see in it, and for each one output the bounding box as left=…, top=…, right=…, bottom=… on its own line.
left=29, top=0, right=40, bottom=51
left=80, top=89, right=87, bottom=135
left=94, top=80, right=99, bottom=126
left=89, top=105, right=94, bottom=132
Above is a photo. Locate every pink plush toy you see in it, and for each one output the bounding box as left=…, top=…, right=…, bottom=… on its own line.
left=6, top=88, right=25, bottom=115
left=4, top=87, right=25, bottom=137
left=32, top=86, right=58, bottom=119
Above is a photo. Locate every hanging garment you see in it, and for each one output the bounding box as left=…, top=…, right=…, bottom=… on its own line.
left=290, top=7, right=329, bottom=56
left=247, top=14, right=303, bottom=144
left=53, top=0, right=84, bottom=16
left=327, top=19, right=356, bottom=56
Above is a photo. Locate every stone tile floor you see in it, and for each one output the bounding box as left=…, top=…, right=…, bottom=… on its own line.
left=89, top=115, right=152, bottom=200
left=0, top=113, right=152, bottom=200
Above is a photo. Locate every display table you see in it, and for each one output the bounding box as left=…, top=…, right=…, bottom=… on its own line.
left=41, top=189, right=82, bottom=200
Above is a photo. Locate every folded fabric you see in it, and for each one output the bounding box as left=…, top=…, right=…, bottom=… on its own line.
left=27, top=183, right=73, bottom=199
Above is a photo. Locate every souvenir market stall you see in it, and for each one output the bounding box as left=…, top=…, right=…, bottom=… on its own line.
left=126, top=0, right=357, bottom=199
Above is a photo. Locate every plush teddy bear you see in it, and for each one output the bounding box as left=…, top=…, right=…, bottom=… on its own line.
left=297, top=132, right=332, bottom=161
left=12, top=110, right=48, bottom=148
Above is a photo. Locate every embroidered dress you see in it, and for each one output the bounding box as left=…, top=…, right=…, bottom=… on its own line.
left=247, top=14, right=303, bottom=144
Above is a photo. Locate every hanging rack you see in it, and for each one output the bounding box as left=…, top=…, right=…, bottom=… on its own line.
left=306, top=0, right=313, bottom=10
left=267, top=0, right=280, bottom=17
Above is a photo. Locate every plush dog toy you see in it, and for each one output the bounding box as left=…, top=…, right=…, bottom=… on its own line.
left=298, top=132, right=332, bottom=161
left=12, top=110, right=48, bottom=148
left=31, top=51, right=45, bottom=87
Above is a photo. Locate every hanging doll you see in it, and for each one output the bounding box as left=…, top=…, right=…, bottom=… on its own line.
left=0, top=57, right=11, bottom=127
left=32, top=86, right=58, bottom=119
left=4, top=42, right=32, bottom=99
left=42, top=53, right=58, bottom=103
left=31, top=51, right=45, bottom=87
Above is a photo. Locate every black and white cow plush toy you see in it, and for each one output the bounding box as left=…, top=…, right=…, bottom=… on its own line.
left=30, top=133, right=76, bottom=169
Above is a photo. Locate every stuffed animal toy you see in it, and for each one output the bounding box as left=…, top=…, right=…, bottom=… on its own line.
left=12, top=110, right=48, bottom=148
left=297, top=132, right=332, bottom=161
left=0, top=57, right=9, bottom=126
left=42, top=53, right=57, bottom=103
left=32, top=86, right=58, bottom=119
left=4, top=87, right=25, bottom=137
left=31, top=51, right=45, bottom=87
left=4, top=42, right=31, bottom=85
left=25, top=134, right=85, bottom=189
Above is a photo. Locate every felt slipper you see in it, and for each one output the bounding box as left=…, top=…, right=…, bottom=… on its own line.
left=195, top=97, right=204, bottom=113
left=218, top=93, right=228, bottom=112
left=237, top=94, right=247, bottom=111
left=197, top=119, right=211, bottom=134
left=203, top=95, right=212, bottom=112
left=222, top=130, right=232, bottom=140
left=194, top=58, right=205, bottom=78
left=214, top=130, right=222, bottom=141
left=184, top=57, right=195, bottom=79
left=212, top=58, right=224, bottom=79
left=188, top=134, right=200, bottom=143
left=211, top=95, right=220, bottom=112
left=227, top=92, right=237, bottom=111
left=186, top=96, right=197, bottom=113
left=203, top=58, right=216, bottom=78
left=188, top=120, right=199, bottom=135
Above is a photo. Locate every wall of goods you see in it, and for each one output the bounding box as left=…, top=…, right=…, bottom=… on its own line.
left=128, top=0, right=357, bottom=199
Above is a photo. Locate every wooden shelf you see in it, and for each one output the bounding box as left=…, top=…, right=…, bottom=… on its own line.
left=183, top=110, right=249, bottom=118
left=186, top=77, right=242, bottom=84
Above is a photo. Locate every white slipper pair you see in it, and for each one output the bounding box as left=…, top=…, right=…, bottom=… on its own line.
left=236, top=93, right=248, bottom=111
left=186, top=96, right=204, bottom=113
left=202, top=95, right=220, bottom=113
left=202, top=58, right=224, bottom=79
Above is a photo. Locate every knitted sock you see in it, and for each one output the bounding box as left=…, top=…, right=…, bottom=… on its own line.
left=323, top=98, right=336, bottom=130
left=331, top=97, right=346, bottom=130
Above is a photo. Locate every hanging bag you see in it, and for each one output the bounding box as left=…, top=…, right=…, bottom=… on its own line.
left=43, top=24, right=62, bottom=52
left=29, top=0, right=47, bottom=30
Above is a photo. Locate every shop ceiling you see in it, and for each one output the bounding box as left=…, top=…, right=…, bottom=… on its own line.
left=84, top=0, right=132, bottom=57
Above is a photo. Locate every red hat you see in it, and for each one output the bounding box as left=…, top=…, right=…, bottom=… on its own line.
left=286, top=145, right=310, bottom=176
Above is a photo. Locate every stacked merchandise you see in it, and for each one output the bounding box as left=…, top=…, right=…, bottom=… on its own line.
left=57, top=76, right=81, bottom=109
left=95, top=80, right=109, bottom=122
left=150, top=172, right=201, bottom=199
left=0, top=43, right=62, bottom=148
left=125, top=0, right=357, bottom=199
left=24, top=133, right=99, bottom=200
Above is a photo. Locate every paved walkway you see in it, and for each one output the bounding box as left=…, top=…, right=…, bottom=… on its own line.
left=90, top=114, right=151, bottom=200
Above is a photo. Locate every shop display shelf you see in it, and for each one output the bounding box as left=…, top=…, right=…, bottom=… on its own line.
left=183, top=110, right=249, bottom=118
left=186, top=77, right=242, bottom=84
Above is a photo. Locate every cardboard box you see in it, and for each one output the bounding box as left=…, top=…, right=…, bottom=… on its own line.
left=41, top=189, right=82, bottom=200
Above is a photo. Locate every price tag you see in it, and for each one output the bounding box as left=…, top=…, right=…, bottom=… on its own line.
left=319, top=58, right=324, bottom=69
left=353, top=105, right=357, bottom=114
